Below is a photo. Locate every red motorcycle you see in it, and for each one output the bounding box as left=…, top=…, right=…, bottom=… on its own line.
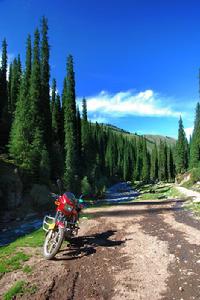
left=42, top=180, right=84, bottom=260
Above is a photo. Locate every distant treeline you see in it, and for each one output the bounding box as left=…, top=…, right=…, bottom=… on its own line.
left=0, top=18, right=181, bottom=195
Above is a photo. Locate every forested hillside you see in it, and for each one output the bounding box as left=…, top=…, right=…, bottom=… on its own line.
left=1, top=17, right=196, bottom=206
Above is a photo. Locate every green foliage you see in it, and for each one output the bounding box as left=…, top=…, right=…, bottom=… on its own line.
left=190, top=103, right=200, bottom=168
left=81, top=176, right=92, bottom=195
left=0, top=251, right=30, bottom=274
left=150, top=144, right=158, bottom=181
left=3, top=280, right=26, bottom=300
left=63, top=55, right=78, bottom=192
left=23, top=265, right=33, bottom=274
left=158, top=141, right=168, bottom=181
left=30, top=184, right=51, bottom=209
left=3, top=281, right=38, bottom=300
left=191, top=167, right=200, bottom=183
left=175, top=117, right=188, bottom=174
left=40, top=16, right=52, bottom=150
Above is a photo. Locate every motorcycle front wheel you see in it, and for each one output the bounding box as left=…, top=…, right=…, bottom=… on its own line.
left=43, top=226, right=64, bottom=260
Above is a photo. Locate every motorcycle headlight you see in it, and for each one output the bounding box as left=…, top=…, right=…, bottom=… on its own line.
left=64, top=204, right=73, bottom=212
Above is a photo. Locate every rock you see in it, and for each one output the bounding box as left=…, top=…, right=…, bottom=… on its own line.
left=196, top=260, right=200, bottom=264
left=179, top=286, right=184, bottom=291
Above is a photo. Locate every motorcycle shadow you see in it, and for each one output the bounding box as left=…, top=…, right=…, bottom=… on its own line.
left=54, top=229, right=125, bottom=261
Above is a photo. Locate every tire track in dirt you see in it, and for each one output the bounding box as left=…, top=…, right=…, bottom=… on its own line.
left=140, top=203, right=200, bottom=300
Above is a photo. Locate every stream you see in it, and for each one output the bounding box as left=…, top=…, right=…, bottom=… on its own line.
left=0, top=182, right=138, bottom=247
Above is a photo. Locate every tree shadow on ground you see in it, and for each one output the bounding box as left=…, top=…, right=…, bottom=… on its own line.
left=55, top=230, right=125, bottom=261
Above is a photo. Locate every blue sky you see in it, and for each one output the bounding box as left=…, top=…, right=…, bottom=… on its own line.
left=0, top=0, right=200, bottom=138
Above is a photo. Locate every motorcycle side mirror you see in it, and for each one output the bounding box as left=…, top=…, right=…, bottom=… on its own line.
left=56, top=179, right=62, bottom=195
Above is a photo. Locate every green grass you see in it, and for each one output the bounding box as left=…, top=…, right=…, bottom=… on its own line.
left=0, top=228, right=44, bottom=274
left=185, top=201, right=200, bottom=216
left=3, top=280, right=37, bottom=300
left=3, top=280, right=26, bottom=300
left=136, top=184, right=184, bottom=201
left=23, top=265, right=33, bottom=274
left=0, top=251, right=30, bottom=274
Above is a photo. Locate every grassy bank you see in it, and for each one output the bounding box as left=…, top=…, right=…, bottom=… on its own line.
left=135, top=183, right=185, bottom=201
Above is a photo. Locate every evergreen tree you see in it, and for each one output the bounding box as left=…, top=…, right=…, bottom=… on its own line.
left=158, top=141, right=168, bottom=181
left=141, top=138, right=150, bottom=181
left=51, top=79, right=58, bottom=141
left=10, top=56, right=22, bottom=116
left=63, top=55, right=78, bottom=191
left=24, top=34, right=32, bottom=95
left=40, top=16, right=51, bottom=149
left=0, top=39, right=8, bottom=120
left=8, top=62, right=13, bottom=119
left=133, top=138, right=143, bottom=180
left=190, top=102, right=200, bottom=168
left=175, top=116, right=188, bottom=173
left=0, top=38, right=9, bottom=147
left=167, top=147, right=175, bottom=181
left=76, top=106, right=82, bottom=177
left=150, top=144, right=158, bottom=181
left=81, top=98, right=90, bottom=172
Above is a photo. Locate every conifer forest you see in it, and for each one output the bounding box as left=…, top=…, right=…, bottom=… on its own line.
left=0, top=18, right=198, bottom=196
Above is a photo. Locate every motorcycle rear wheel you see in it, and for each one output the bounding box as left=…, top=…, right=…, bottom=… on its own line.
left=43, top=226, right=64, bottom=260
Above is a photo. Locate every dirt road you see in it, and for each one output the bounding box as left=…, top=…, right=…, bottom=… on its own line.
left=2, top=184, right=200, bottom=300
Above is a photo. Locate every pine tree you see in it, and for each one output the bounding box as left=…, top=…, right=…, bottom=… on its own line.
left=175, top=117, right=188, bottom=173
left=0, top=38, right=9, bottom=147
left=24, top=34, right=32, bottom=95
left=51, top=79, right=58, bottom=141
left=167, top=147, right=175, bottom=182
left=63, top=55, right=78, bottom=191
left=8, top=62, right=13, bottom=120
left=0, top=39, right=8, bottom=120
left=133, top=138, right=143, bottom=180
left=40, top=16, right=51, bottom=150
left=76, top=106, right=82, bottom=177
left=141, top=138, right=150, bottom=182
left=158, top=141, right=168, bottom=181
left=190, top=102, right=200, bottom=168
left=150, top=144, right=158, bottom=181
left=81, top=98, right=90, bottom=172
left=10, top=56, right=22, bottom=116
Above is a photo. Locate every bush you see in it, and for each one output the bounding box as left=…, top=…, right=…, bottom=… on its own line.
left=81, top=176, right=92, bottom=195
left=30, top=184, right=51, bottom=210
left=191, top=167, right=200, bottom=183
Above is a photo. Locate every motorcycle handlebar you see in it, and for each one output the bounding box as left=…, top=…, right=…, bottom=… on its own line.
left=50, top=193, right=59, bottom=199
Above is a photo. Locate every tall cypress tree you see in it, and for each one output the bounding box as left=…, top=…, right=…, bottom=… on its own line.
left=190, top=102, right=200, bottom=169
left=63, top=55, right=78, bottom=191
left=40, top=16, right=51, bottom=150
left=175, top=116, right=188, bottom=174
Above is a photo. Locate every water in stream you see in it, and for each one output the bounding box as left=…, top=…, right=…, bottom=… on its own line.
left=0, top=182, right=138, bottom=246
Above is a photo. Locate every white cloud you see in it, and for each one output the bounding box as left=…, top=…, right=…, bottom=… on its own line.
left=90, top=115, right=108, bottom=123
left=185, top=127, right=193, bottom=140
left=78, top=89, right=181, bottom=118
